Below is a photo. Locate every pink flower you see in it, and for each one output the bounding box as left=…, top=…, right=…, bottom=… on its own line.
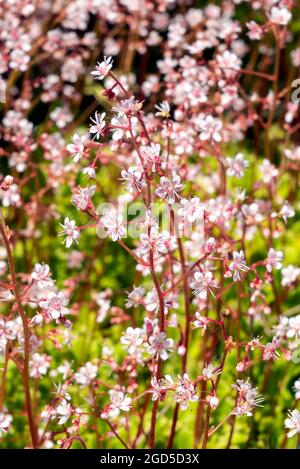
left=91, top=56, right=113, bottom=80
left=225, top=153, right=248, bottom=178
left=268, top=7, right=291, bottom=26
left=229, top=250, right=250, bottom=281
left=198, top=115, right=223, bottom=143
left=174, top=373, right=198, bottom=410
left=120, top=167, right=144, bottom=193
left=0, top=412, right=12, bottom=437
left=141, top=143, right=167, bottom=172
left=155, top=175, right=184, bottom=204
left=40, top=291, right=69, bottom=320
left=232, top=379, right=264, bottom=416
left=56, top=399, right=72, bottom=425
left=59, top=217, right=80, bottom=248
left=101, top=390, right=132, bottom=419
left=246, top=21, right=263, bottom=41
left=101, top=211, right=126, bottom=241
left=266, top=248, right=283, bottom=272
left=67, top=133, right=89, bottom=162
left=193, top=312, right=210, bottom=335
left=29, top=353, right=51, bottom=378
left=147, top=327, right=174, bottom=361
left=89, top=112, right=106, bottom=139
left=139, top=230, right=168, bottom=256
left=262, top=337, right=280, bottom=361
left=74, top=362, right=98, bottom=386
left=285, top=409, right=300, bottom=438
left=72, top=185, right=96, bottom=211
left=121, top=327, right=144, bottom=355
left=190, top=271, right=219, bottom=299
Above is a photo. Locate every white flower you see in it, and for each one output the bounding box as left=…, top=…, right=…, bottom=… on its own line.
left=139, top=230, right=168, bottom=256
left=281, top=265, right=300, bottom=287
left=232, top=379, right=264, bottom=416
left=82, top=166, right=96, bottom=179
left=190, top=271, right=219, bottom=299
left=0, top=412, right=12, bottom=437
left=120, top=167, right=144, bottom=193
left=293, top=379, right=300, bottom=400
left=207, top=394, right=219, bottom=410
left=59, top=217, right=80, bottom=248
left=30, top=263, right=54, bottom=290
left=287, top=316, right=300, bottom=339
left=141, top=143, right=167, bottom=172
left=284, top=147, right=300, bottom=162
left=110, top=115, right=138, bottom=141
left=89, top=112, right=106, bottom=139
left=156, top=175, right=184, bottom=204
left=216, top=50, right=241, bottom=77
left=202, top=363, right=221, bottom=381
left=275, top=315, right=300, bottom=339
left=0, top=184, right=21, bottom=207
left=72, top=185, right=96, bottom=211
left=259, top=159, right=278, bottom=184
left=91, top=57, right=113, bottom=80
left=198, top=115, right=222, bottom=142
left=174, top=373, right=198, bottom=410
left=268, top=6, right=292, bottom=26
left=101, top=390, right=132, bottom=419
left=40, top=291, right=69, bottom=320
left=280, top=202, right=295, bottom=223
left=125, top=286, right=145, bottom=308
left=56, top=399, right=72, bottom=425
left=94, top=291, right=111, bottom=323
left=144, top=289, right=172, bottom=314
left=229, top=250, right=250, bottom=281
left=147, top=327, right=174, bottom=361
left=101, top=211, right=126, bottom=241
left=66, top=133, right=88, bottom=162
left=262, top=337, right=280, bottom=361
left=178, top=197, right=203, bottom=224
left=193, top=312, right=210, bottom=335
left=29, top=353, right=51, bottom=378
left=226, top=153, right=248, bottom=178
left=285, top=409, right=300, bottom=438
left=74, top=362, right=98, bottom=386
left=151, top=377, right=164, bottom=401
left=121, top=327, right=144, bottom=355
left=266, top=248, right=283, bottom=272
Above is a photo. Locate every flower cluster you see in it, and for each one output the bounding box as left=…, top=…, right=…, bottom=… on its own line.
left=0, top=0, right=299, bottom=451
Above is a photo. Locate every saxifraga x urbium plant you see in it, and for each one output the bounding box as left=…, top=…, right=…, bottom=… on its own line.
left=0, top=0, right=300, bottom=450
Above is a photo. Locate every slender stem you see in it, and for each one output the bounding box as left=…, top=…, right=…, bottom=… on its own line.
left=106, top=420, right=129, bottom=449
left=167, top=234, right=190, bottom=448
left=0, top=209, right=38, bottom=448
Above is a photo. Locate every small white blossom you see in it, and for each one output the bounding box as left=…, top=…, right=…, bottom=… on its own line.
left=285, top=409, right=300, bottom=438
left=74, top=362, right=98, bottom=386
left=147, top=327, right=174, bottom=361
left=156, top=175, right=184, bottom=204
left=0, top=412, right=12, bottom=437
left=59, top=217, right=80, bottom=248
left=190, top=271, right=219, bottom=299
left=226, top=153, right=248, bottom=178
left=89, top=112, right=106, bottom=139
left=229, top=250, right=250, bottom=281
left=91, top=57, right=113, bottom=80
left=101, top=211, right=126, bottom=241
